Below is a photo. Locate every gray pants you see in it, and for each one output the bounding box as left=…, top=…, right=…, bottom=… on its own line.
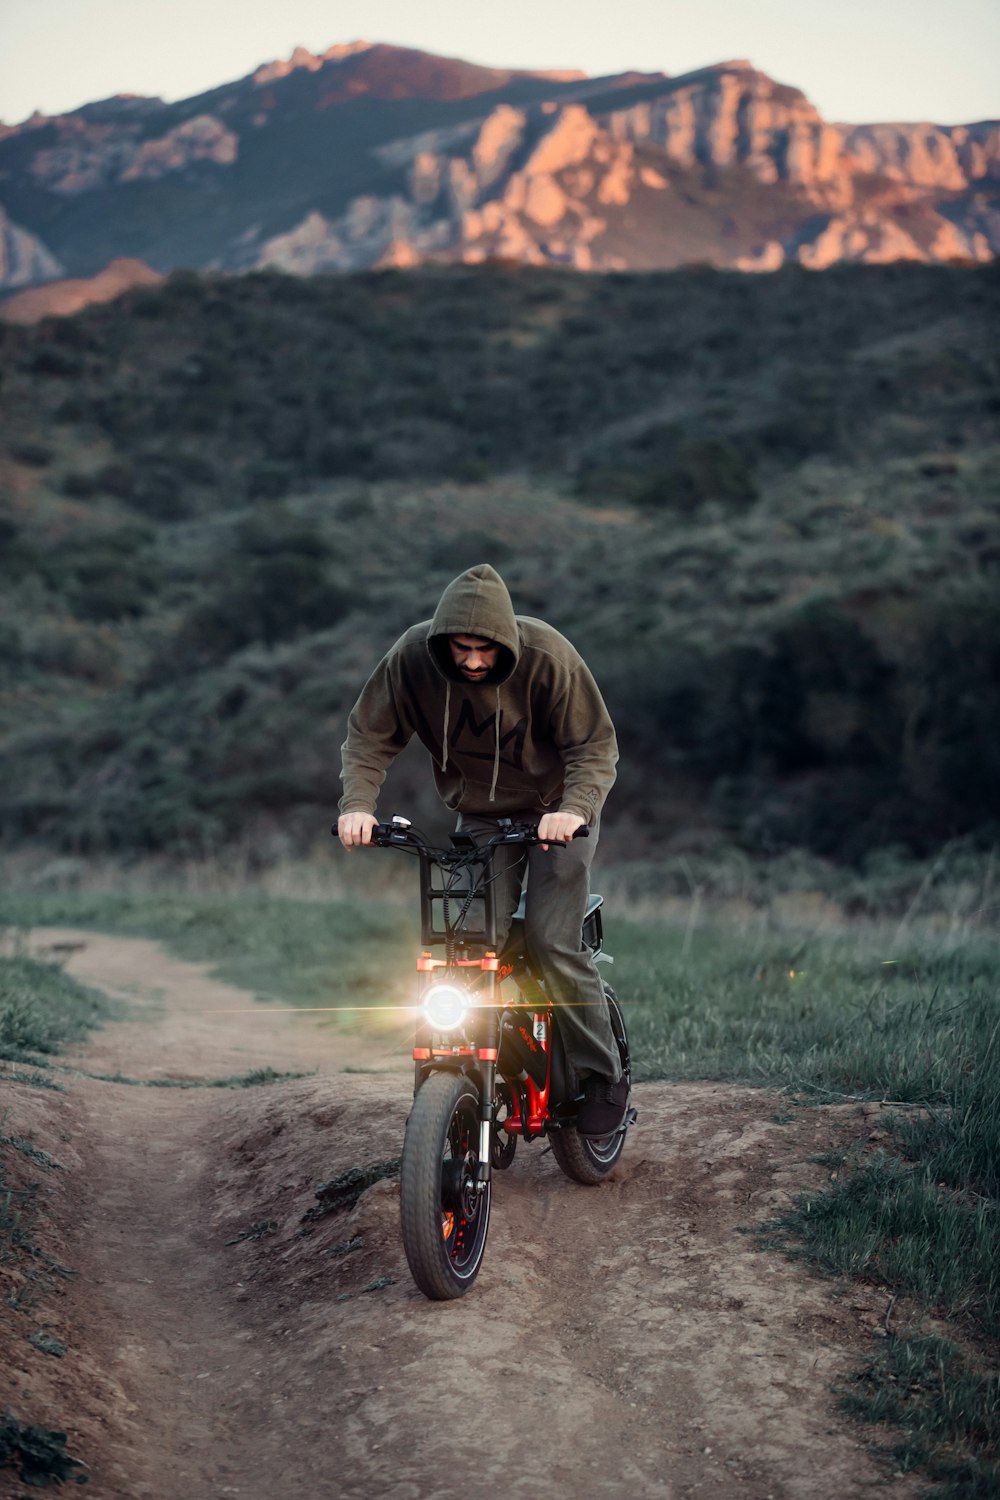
left=456, top=813, right=622, bottom=1084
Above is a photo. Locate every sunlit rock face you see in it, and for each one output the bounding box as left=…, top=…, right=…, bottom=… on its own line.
left=27, top=113, right=238, bottom=194
left=839, top=122, right=983, bottom=191
left=245, top=66, right=997, bottom=276
left=252, top=41, right=375, bottom=86
left=603, top=68, right=999, bottom=215
left=796, top=209, right=993, bottom=269
left=119, top=117, right=238, bottom=181
left=248, top=106, right=625, bottom=273
left=0, top=207, right=63, bottom=287
left=252, top=197, right=455, bottom=275
left=30, top=123, right=147, bottom=195
left=0, top=44, right=996, bottom=287
left=472, top=106, right=527, bottom=191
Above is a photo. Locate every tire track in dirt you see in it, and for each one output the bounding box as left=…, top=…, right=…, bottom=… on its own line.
left=2, top=930, right=913, bottom=1500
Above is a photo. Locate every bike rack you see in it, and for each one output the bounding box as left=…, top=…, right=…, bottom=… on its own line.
left=417, top=844, right=499, bottom=951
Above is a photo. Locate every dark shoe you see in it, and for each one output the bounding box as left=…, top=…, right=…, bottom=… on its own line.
left=576, top=1074, right=629, bottom=1137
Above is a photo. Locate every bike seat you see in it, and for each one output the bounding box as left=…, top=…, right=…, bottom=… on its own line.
left=511, top=891, right=604, bottom=923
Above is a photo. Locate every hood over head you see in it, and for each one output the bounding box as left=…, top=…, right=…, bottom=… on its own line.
left=427, top=564, right=519, bottom=685
left=427, top=564, right=520, bottom=802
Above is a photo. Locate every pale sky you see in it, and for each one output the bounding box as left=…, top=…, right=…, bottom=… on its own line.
left=1, top=0, right=997, bottom=128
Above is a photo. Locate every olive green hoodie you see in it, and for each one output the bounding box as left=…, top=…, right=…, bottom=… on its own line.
left=339, top=564, right=617, bottom=823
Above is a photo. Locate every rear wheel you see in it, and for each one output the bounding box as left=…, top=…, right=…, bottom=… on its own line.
left=400, top=1071, right=492, bottom=1300
left=550, top=986, right=630, bottom=1186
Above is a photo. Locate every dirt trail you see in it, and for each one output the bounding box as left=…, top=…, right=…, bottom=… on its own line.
left=2, top=930, right=911, bottom=1500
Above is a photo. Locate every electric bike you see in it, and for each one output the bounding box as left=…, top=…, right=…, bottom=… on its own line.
left=365, top=815, right=637, bottom=1301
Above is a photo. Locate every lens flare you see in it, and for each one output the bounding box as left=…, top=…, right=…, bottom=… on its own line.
left=422, top=983, right=469, bottom=1031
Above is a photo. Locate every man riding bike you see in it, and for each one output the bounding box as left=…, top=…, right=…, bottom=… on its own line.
left=336, top=563, right=628, bottom=1137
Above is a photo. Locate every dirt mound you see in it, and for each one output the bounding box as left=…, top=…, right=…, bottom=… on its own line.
left=0, top=932, right=913, bottom=1499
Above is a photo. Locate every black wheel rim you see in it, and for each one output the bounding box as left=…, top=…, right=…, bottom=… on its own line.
left=583, top=1126, right=625, bottom=1166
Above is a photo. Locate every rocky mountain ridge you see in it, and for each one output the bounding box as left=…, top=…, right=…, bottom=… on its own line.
left=0, top=42, right=996, bottom=290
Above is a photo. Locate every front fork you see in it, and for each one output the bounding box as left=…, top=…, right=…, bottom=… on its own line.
left=475, top=1058, right=497, bottom=1188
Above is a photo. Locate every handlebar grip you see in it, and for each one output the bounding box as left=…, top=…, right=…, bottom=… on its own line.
left=330, top=820, right=396, bottom=844
left=535, top=823, right=591, bottom=848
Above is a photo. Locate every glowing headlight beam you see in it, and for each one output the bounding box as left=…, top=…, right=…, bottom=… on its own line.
left=421, top=983, right=470, bottom=1032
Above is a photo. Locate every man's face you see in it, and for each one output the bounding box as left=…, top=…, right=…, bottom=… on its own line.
left=449, top=633, right=499, bottom=683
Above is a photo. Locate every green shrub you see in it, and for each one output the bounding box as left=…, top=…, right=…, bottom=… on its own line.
left=634, top=438, right=758, bottom=512
left=60, top=470, right=100, bottom=499
left=69, top=562, right=154, bottom=622
left=236, top=509, right=330, bottom=561
left=434, top=531, right=512, bottom=572
left=95, top=460, right=137, bottom=499
left=25, top=345, right=83, bottom=377
left=0, top=1409, right=85, bottom=1489
left=26, top=622, right=120, bottom=684
left=575, top=465, right=664, bottom=504
left=314, top=435, right=376, bottom=476
left=0, top=623, right=24, bottom=678
left=244, top=461, right=293, bottom=500
left=8, top=440, right=52, bottom=466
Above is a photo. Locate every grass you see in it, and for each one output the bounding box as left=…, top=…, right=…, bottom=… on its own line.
left=770, top=1149, right=998, bottom=1324
left=307, top=1160, right=402, bottom=1222
left=842, top=1337, right=1000, bottom=1499
left=611, top=919, right=999, bottom=1097
left=0, top=1131, right=63, bottom=1169
left=0, top=951, right=114, bottom=1384
left=0, top=949, right=117, bottom=1065
left=73, top=1065, right=311, bottom=1088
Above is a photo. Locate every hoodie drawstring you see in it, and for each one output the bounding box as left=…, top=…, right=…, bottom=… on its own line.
left=489, top=688, right=501, bottom=803
left=441, top=680, right=451, bottom=773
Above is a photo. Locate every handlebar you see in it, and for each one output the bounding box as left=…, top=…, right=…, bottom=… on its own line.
left=331, top=817, right=589, bottom=857
left=374, top=820, right=588, bottom=852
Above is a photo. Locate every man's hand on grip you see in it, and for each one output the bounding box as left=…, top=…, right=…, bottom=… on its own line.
left=338, top=812, right=377, bottom=850
left=536, top=811, right=585, bottom=851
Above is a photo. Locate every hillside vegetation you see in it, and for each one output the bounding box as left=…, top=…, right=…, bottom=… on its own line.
left=0, top=260, right=998, bottom=865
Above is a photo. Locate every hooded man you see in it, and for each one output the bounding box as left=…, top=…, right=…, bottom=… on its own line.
left=337, top=563, right=628, bottom=1137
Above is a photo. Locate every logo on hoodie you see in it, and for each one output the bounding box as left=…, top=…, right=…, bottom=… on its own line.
left=453, top=700, right=527, bottom=771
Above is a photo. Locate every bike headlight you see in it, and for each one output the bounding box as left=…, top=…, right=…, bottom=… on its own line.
left=422, top=983, right=470, bottom=1032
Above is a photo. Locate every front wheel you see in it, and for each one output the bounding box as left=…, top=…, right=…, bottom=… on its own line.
left=400, top=1071, right=492, bottom=1300
left=550, top=986, right=630, bottom=1186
